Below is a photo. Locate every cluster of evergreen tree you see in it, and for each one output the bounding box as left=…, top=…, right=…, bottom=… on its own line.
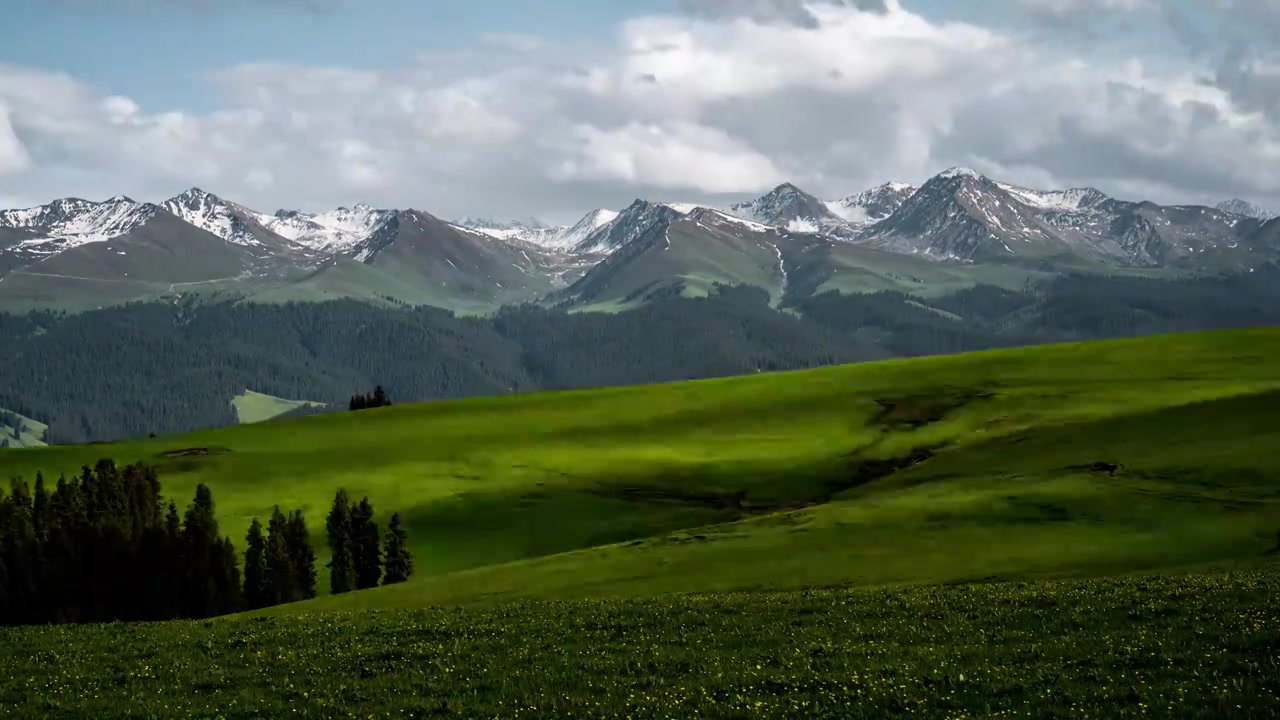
left=326, top=489, right=412, bottom=593
left=0, top=461, right=413, bottom=626
left=0, top=460, right=239, bottom=624
left=349, top=386, right=392, bottom=411
left=241, top=507, right=318, bottom=610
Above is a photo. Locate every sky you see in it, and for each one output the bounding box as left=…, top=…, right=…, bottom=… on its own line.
left=2, top=0, right=1279, bottom=224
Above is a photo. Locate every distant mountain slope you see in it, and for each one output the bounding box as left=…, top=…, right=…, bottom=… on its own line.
left=573, top=200, right=687, bottom=254
left=861, top=168, right=1265, bottom=268
left=729, top=182, right=853, bottom=237
left=161, top=188, right=300, bottom=252
left=827, top=182, right=917, bottom=225
left=261, top=204, right=396, bottom=254
left=346, top=210, right=570, bottom=312
left=1216, top=198, right=1275, bottom=220
left=553, top=208, right=793, bottom=310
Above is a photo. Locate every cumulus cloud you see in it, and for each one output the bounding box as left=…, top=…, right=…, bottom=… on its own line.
left=1, top=1, right=1278, bottom=221
left=0, top=103, right=32, bottom=175
left=49, top=0, right=349, bottom=14
left=550, top=122, right=784, bottom=192
left=677, top=0, right=891, bottom=27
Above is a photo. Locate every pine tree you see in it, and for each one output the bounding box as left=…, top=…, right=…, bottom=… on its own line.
left=242, top=518, right=270, bottom=610
left=285, top=510, right=317, bottom=600
left=180, top=484, right=221, bottom=618
left=31, top=472, right=49, bottom=541
left=326, top=489, right=356, bottom=594
left=213, top=536, right=242, bottom=615
left=351, top=497, right=382, bottom=590
left=161, top=501, right=182, bottom=619
left=372, top=386, right=390, bottom=408
left=382, top=512, right=413, bottom=585
left=2, top=479, right=39, bottom=622
left=264, top=507, right=293, bottom=605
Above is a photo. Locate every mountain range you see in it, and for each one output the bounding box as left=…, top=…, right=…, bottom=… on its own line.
left=1, top=168, right=1276, bottom=313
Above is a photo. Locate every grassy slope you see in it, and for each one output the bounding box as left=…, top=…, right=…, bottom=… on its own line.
left=231, top=390, right=326, bottom=424
left=2, top=327, right=1279, bottom=611
left=3, top=566, right=1276, bottom=719
left=0, top=408, right=46, bottom=448
left=566, top=219, right=786, bottom=312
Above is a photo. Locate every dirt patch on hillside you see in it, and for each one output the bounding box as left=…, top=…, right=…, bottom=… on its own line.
left=870, top=390, right=994, bottom=431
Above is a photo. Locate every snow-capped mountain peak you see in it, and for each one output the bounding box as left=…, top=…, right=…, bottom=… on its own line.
left=729, top=182, right=849, bottom=234
left=996, top=183, right=1111, bottom=213
left=454, top=216, right=566, bottom=247
left=828, top=182, right=918, bottom=225
left=575, top=200, right=684, bottom=253
left=1216, top=198, right=1275, bottom=221
left=259, top=203, right=395, bottom=254
left=0, top=195, right=157, bottom=248
left=545, top=208, right=619, bottom=251
left=937, top=166, right=983, bottom=180
left=161, top=188, right=266, bottom=247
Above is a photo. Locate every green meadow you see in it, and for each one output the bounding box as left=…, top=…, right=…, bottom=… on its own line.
left=2, top=326, right=1280, bottom=717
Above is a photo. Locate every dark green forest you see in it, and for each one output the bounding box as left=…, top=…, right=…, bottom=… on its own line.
left=0, top=461, right=410, bottom=625
left=2, top=265, right=1279, bottom=444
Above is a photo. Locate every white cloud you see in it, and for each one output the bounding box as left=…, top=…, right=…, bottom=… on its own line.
left=0, top=102, right=32, bottom=175
left=550, top=121, right=783, bottom=192
left=0, top=1, right=1278, bottom=220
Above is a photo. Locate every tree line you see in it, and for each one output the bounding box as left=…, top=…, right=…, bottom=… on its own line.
left=4, top=265, right=1280, bottom=443
left=0, top=459, right=413, bottom=626
left=349, top=386, right=392, bottom=411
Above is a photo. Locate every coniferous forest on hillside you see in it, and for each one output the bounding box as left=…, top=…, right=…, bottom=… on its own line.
left=0, top=460, right=410, bottom=625
left=2, top=265, right=1279, bottom=444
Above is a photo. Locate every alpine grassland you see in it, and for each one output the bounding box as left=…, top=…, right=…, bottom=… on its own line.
left=2, top=326, right=1280, bottom=717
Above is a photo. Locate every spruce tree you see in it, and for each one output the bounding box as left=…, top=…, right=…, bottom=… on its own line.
left=32, top=472, right=49, bottom=544
left=325, top=489, right=356, bottom=594
left=213, top=536, right=242, bottom=614
left=161, top=501, right=183, bottom=619
left=372, top=386, right=390, bottom=408
left=180, top=484, right=221, bottom=618
left=264, top=507, right=293, bottom=605
left=242, top=518, right=270, bottom=610
left=351, top=497, right=382, bottom=590
left=382, top=512, right=413, bottom=585
left=285, top=510, right=317, bottom=600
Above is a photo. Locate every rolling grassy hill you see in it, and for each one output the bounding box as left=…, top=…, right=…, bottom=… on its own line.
left=3, top=327, right=1280, bottom=718
left=2, top=326, right=1279, bottom=611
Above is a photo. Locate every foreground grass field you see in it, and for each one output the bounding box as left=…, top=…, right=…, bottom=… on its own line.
left=2, top=327, right=1280, bottom=608
left=2, top=564, right=1276, bottom=718
left=3, top=328, right=1280, bottom=717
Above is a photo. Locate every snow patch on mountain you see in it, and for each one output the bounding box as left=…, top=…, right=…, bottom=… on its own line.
left=996, top=183, right=1109, bottom=213
left=786, top=218, right=821, bottom=233
left=162, top=188, right=263, bottom=247
left=576, top=201, right=683, bottom=254
left=828, top=182, right=918, bottom=225
left=456, top=217, right=563, bottom=246
left=696, top=209, right=773, bottom=233
left=1216, top=198, right=1275, bottom=220
left=262, top=203, right=395, bottom=254
left=0, top=196, right=156, bottom=249
left=553, top=209, right=620, bottom=251
left=459, top=209, right=624, bottom=251
left=728, top=183, right=853, bottom=239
